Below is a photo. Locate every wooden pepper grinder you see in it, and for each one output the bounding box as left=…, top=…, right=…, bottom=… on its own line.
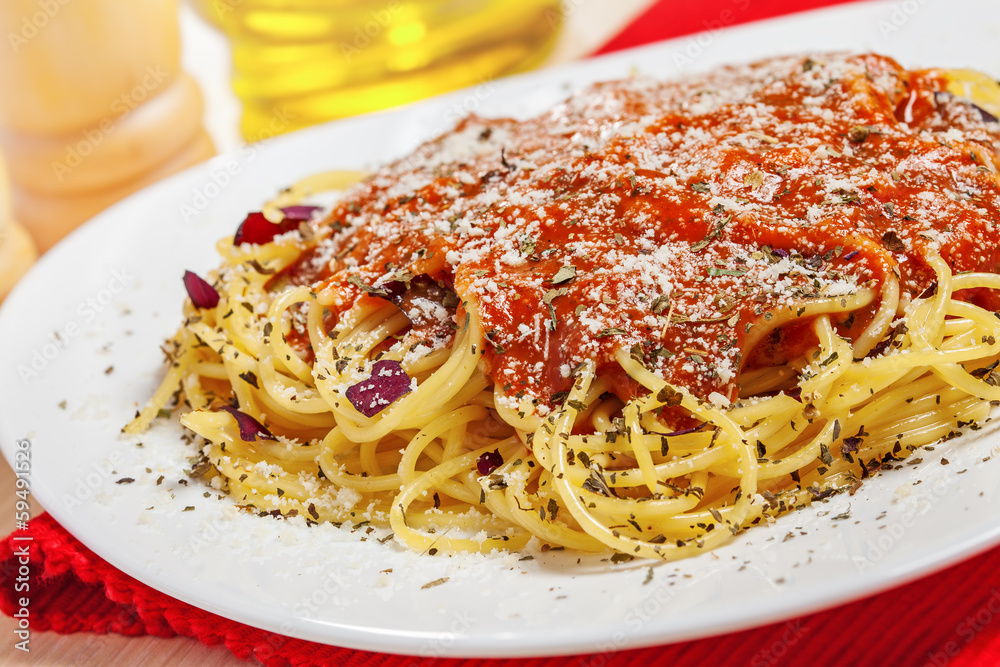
left=0, top=0, right=215, bottom=252
left=0, top=150, right=36, bottom=301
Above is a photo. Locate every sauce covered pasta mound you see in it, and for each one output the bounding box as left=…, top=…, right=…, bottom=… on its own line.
left=130, top=53, right=1000, bottom=560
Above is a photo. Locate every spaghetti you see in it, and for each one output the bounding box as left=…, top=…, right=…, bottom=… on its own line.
left=129, top=53, right=1000, bottom=560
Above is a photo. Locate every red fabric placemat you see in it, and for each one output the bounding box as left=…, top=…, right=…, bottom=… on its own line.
left=595, top=0, right=871, bottom=55
left=5, top=1, right=999, bottom=665
left=5, top=513, right=1000, bottom=666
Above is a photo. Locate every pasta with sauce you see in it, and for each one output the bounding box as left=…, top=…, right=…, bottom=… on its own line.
left=128, top=53, right=1000, bottom=560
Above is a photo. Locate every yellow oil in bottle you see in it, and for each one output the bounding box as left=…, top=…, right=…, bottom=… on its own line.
left=193, top=0, right=563, bottom=139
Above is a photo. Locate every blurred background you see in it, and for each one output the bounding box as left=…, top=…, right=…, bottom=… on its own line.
left=0, top=0, right=655, bottom=305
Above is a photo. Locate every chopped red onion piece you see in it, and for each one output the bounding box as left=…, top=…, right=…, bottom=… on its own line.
left=219, top=405, right=277, bottom=441
left=346, top=360, right=411, bottom=417
left=935, top=91, right=999, bottom=123
left=477, top=449, right=503, bottom=476
left=842, top=250, right=859, bottom=261
left=650, top=425, right=705, bottom=437
left=773, top=248, right=790, bottom=259
left=182, top=270, right=220, bottom=309
left=233, top=211, right=298, bottom=245
left=280, top=205, right=323, bottom=222
left=977, top=105, right=1000, bottom=124
left=841, top=436, right=862, bottom=453
left=787, top=386, right=803, bottom=402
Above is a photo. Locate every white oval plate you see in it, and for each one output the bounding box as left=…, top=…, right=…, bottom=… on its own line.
left=4, top=0, right=1000, bottom=657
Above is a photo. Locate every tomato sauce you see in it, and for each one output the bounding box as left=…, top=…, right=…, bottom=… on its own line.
left=278, top=53, right=1000, bottom=408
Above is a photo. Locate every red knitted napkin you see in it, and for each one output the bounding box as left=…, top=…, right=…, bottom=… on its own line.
left=7, top=1, right=999, bottom=665
left=4, top=513, right=1000, bottom=666
left=594, top=0, right=870, bottom=55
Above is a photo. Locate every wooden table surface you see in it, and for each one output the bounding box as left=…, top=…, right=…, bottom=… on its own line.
left=0, top=2, right=656, bottom=664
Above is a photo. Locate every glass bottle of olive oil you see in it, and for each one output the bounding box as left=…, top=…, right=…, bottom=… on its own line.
left=193, top=0, right=563, bottom=139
